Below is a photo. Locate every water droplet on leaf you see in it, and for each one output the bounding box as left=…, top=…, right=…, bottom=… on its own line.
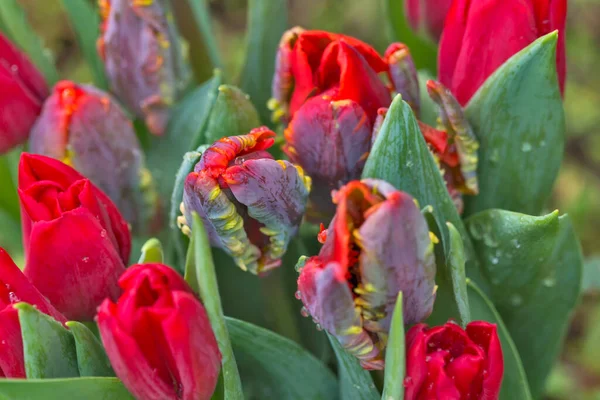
left=521, top=142, right=532, bottom=152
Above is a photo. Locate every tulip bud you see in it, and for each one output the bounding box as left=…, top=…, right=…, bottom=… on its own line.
left=18, top=153, right=130, bottom=321
left=405, top=321, right=504, bottom=399
left=404, top=0, right=454, bottom=42
left=0, top=248, right=66, bottom=377
left=384, top=43, right=420, bottom=117
left=0, top=32, right=49, bottom=154
left=29, top=81, right=159, bottom=233
left=98, top=0, right=190, bottom=135
left=439, top=0, right=566, bottom=105
left=297, top=179, right=436, bottom=369
left=179, top=127, right=311, bottom=275
left=97, top=263, right=221, bottom=400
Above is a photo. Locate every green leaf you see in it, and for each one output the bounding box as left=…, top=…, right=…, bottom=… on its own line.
left=464, top=32, right=564, bottom=216
left=61, top=0, right=108, bottom=89
left=467, top=281, right=532, bottom=400
left=328, top=334, right=379, bottom=400
left=582, top=256, right=600, bottom=292
left=382, top=293, right=405, bottom=400
left=417, top=70, right=437, bottom=126
left=466, top=210, right=582, bottom=397
left=186, top=213, right=243, bottom=399
left=204, top=85, right=261, bottom=144
left=239, top=0, right=288, bottom=124
left=0, top=151, right=20, bottom=222
left=65, top=321, right=114, bottom=377
left=0, top=0, right=58, bottom=84
left=137, top=238, right=164, bottom=264
left=446, top=222, right=471, bottom=326
left=16, top=303, right=79, bottom=379
left=383, top=0, right=437, bottom=72
left=226, top=317, right=338, bottom=399
left=362, top=95, right=484, bottom=288
left=0, top=377, right=133, bottom=400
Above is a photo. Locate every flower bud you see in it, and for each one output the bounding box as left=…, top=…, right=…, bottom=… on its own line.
left=97, top=263, right=221, bottom=400
left=98, top=0, right=190, bottom=135
left=0, top=248, right=66, bottom=377
left=0, top=32, right=49, bottom=153
left=29, top=81, right=159, bottom=233
left=18, top=153, right=130, bottom=321
left=384, top=43, right=420, bottom=117
left=297, top=179, right=436, bottom=369
left=180, top=127, right=311, bottom=275
left=405, top=321, right=504, bottom=399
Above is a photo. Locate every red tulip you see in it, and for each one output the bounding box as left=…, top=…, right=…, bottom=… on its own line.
left=0, top=248, right=66, bottom=378
left=97, top=263, right=221, bottom=400
left=29, top=80, right=158, bottom=232
left=0, top=32, right=49, bottom=153
left=405, top=321, right=504, bottom=400
left=18, top=153, right=130, bottom=321
left=297, top=179, right=436, bottom=370
left=405, top=0, right=454, bottom=41
left=439, top=0, right=567, bottom=105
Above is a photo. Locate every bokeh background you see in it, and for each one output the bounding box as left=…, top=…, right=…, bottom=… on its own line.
left=8, top=0, right=600, bottom=398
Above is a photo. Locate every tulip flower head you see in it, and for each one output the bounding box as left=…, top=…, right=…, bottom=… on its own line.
left=97, top=263, right=221, bottom=400
left=0, top=32, right=49, bottom=154
left=405, top=321, right=504, bottom=400
left=98, top=0, right=190, bottom=135
left=30, top=81, right=159, bottom=233
left=0, top=249, right=66, bottom=378
left=180, top=127, right=311, bottom=275
left=18, top=153, right=130, bottom=321
left=297, top=179, right=436, bottom=369
left=439, top=0, right=567, bottom=105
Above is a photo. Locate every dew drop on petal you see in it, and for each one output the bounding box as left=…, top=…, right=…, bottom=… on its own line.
left=82, top=256, right=90, bottom=263
left=300, top=307, right=309, bottom=317
left=8, top=292, right=20, bottom=304
left=100, top=229, right=107, bottom=238
left=294, top=290, right=302, bottom=300
left=403, top=376, right=413, bottom=387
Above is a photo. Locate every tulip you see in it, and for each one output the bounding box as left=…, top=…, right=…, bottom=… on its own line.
left=273, top=28, right=417, bottom=221
left=98, top=0, right=190, bottom=135
left=297, top=179, right=436, bottom=369
left=0, top=248, right=66, bottom=378
left=0, top=32, right=49, bottom=153
left=18, top=153, right=130, bottom=321
left=179, top=127, right=311, bottom=275
left=405, top=321, right=504, bottom=399
left=97, top=263, right=221, bottom=400
left=404, top=0, right=454, bottom=42
left=439, top=0, right=567, bottom=105
left=29, top=80, right=159, bottom=233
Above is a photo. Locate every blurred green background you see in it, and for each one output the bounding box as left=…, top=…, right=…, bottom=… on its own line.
left=9, top=0, right=600, bottom=398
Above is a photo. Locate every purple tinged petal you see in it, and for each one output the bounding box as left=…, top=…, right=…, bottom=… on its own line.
left=385, top=43, right=420, bottom=117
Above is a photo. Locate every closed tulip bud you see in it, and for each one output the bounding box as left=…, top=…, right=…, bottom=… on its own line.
left=384, top=43, right=420, bottom=117
left=405, top=321, right=504, bottom=400
left=97, top=263, right=221, bottom=400
left=404, top=0, right=454, bottom=42
left=29, top=81, right=159, bottom=233
left=439, top=0, right=566, bottom=105
left=98, top=0, right=190, bottom=135
left=297, top=179, right=436, bottom=369
left=180, top=127, right=311, bottom=275
left=0, top=32, right=49, bottom=154
left=0, top=248, right=66, bottom=378
left=18, top=153, right=130, bottom=321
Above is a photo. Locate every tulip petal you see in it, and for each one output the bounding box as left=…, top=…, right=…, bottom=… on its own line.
left=467, top=322, right=504, bottom=399
left=384, top=43, right=420, bottom=117
left=0, top=308, right=25, bottom=377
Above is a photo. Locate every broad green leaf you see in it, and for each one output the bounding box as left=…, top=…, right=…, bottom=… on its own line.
left=61, top=0, right=108, bottom=89
left=0, top=377, right=133, bottom=400
left=65, top=321, right=114, bottom=377
left=362, top=96, right=485, bottom=288
left=137, top=238, right=164, bottom=264
left=239, top=0, right=287, bottom=124
left=582, top=256, right=600, bottom=292
left=204, top=85, right=261, bottom=144
left=464, top=32, right=564, bottom=216
left=328, top=334, right=379, bottom=400
left=467, top=282, right=532, bottom=400
left=0, top=0, right=58, bottom=84
left=146, top=73, right=221, bottom=203
left=382, top=293, right=405, bottom=400
left=383, top=0, right=437, bottom=72
left=186, top=213, right=243, bottom=399
left=466, top=210, right=582, bottom=397
left=446, top=222, right=471, bottom=326
left=16, top=303, right=79, bottom=379
left=226, top=317, right=338, bottom=400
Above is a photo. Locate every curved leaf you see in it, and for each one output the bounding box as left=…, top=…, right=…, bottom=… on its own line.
left=464, top=32, right=564, bottom=216
left=0, top=377, right=133, bottom=400
left=382, top=293, right=405, bottom=400
left=137, top=238, right=164, bottom=264
left=65, top=321, right=114, bottom=377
